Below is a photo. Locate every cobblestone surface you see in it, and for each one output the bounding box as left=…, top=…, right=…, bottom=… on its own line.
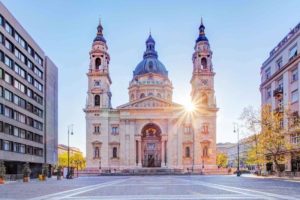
left=0, top=175, right=299, bottom=200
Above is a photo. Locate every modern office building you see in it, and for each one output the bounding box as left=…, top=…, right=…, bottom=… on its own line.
left=260, top=22, right=300, bottom=172
left=0, top=2, right=58, bottom=177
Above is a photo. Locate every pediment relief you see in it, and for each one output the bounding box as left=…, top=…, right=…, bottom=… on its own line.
left=117, top=96, right=180, bottom=109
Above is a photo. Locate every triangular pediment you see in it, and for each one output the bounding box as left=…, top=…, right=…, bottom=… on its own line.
left=117, top=96, right=182, bottom=109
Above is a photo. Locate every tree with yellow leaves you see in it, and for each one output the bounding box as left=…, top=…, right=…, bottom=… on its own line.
left=58, top=152, right=86, bottom=170
left=241, top=105, right=292, bottom=173
left=217, top=153, right=228, bottom=168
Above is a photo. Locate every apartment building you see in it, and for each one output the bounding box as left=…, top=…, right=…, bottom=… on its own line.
left=0, top=2, right=58, bottom=177
left=260, top=22, right=300, bottom=172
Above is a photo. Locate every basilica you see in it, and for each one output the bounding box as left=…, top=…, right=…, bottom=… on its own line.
left=84, top=20, right=218, bottom=172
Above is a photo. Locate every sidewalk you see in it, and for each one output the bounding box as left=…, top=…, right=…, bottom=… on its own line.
left=2, top=176, right=65, bottom=185
left=241, top=173, right=300, bottom=181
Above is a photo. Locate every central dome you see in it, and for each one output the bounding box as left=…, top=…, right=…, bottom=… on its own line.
left=133, top=34, right=168, bottom=77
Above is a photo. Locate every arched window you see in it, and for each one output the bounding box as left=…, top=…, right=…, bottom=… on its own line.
left=201, top=57, right=207, bottom=69
left=95, top=58, right=101, bottom=70
left=185, top=146, right=190, bottom=158
left=94, top=147, right=100, bottom=158
left=203, top=146, right=208, bottom=157
left=201, top=93, right=208, bottom=105
left=140, top=93, right=145, bottom=99
left=113, top=147, right=117, bottom=158
left=94, top=95, right=100, bottom=106
left=130, top=94, right=135, bottom=101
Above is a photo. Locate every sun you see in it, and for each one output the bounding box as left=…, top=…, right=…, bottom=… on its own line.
left=184, top=100, right=196, bottom=112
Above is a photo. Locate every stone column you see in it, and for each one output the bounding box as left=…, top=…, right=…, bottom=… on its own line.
left=138, top=139, right=142, bottom=167
left=161, top=139, right=165, bottom=167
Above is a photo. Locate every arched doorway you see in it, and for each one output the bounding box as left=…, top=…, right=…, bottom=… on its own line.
left=141, top=123, right=161, bottom=167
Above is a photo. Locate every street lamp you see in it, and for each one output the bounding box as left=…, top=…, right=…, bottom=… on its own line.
left=67, top=124, right=74, bottom=179
left=234, top=123, right=241, bottom=177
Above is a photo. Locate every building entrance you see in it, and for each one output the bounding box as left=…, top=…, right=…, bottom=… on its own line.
left=141, top=123, right=161, bottom=167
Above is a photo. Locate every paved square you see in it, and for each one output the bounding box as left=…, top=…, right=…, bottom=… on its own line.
left=0, top=175, right=300, bottom=200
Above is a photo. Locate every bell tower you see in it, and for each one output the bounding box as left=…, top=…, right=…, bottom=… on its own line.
left=190, top=19, right=218, bottom=170
left=86, top=20, right=112, bottom=109
left=191, top=18, right=216, bottom=108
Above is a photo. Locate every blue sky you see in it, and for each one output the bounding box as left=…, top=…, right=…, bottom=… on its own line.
left=2, top=0, right=300, bottom=155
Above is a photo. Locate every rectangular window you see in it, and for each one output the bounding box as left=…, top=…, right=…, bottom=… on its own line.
left=14, top=32, right=26, bottom=48
left=0, top=121, right=3, bottom=132
left=202, top=123, right=209, bottom=134
left=292, top=68, right=298, bottom=82
left=14, top=63, right=26, bottom=79
left=27, top=73, right=33, bottom=84
left=33, top=93, right=43, bottom=105
left=19, top=128, right=25, bottom=139
left=27, top=88, right=32, bottom=98
left=34, top=80, right=43, bottom=92
left=265, top=67, right=271, bottom=80
left=27, top=45, right=33, bottom=56
left=27, top=60, right=33, bottom=69
left=4, top=89, right=13, bottom=101
left=94, top=125, right=100, bottom=134
left=266, top=87, right=271, bottom=99
left=5, top=22, right=13, bottom=35
left=4, top=55, right=13, bottom=69
left=14, top=79, right=25, bottom=93
left=0, top=33, right=3, bottom=44
left=34, top=53, right=43, bottom=66
left=3, top=140, right=10, bottom=151
left=4, top=39, right=12, bottom=51
left=4, top=123, right=13, bottom=135
left=184, top=125, right=191, bottom=134
left=4, top=72, right=12, bottom=84
left=14, top=48, right=25, bottom=63
left=13, top=127, right=19, bottom=137
left=111, top=126, right=119, bottom=135
left=277, top=78, right=283, bottom=89
left=276, top=57, right=283, bottom=70
left=0, top=68, right=3, bottom=79
left=4, top=106, right=13, bottom=118
left=289, top=44, right=298, bottom=60
left=292, top=89, right=298, bottom=103
left=291, top=133, right=300, bottom=144
left=20, top=144, right=25, bottom=153
left=34, top=67, right=43, bottom=79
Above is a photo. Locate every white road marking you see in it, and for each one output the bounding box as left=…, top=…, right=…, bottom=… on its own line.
left=30, top=179, right=128, bottom=200
left=62, top=194, right=265, bottom=200
left=182, top=178, right=298, bottom=200
left=283, top=180, right=300, bottom=183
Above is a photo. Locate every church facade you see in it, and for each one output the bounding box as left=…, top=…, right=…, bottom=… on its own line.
left=84, top=20, right=218, bottom=172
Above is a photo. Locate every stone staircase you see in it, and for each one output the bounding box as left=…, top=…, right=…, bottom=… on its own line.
left=78, top=167, right=230, bottom=176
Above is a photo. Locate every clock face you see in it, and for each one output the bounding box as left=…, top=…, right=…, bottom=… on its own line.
left=201, top=79, right=208, bottom=86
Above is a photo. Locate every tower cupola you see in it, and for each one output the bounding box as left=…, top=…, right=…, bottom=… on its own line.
left=196, top=18, right=208, bottom=43
left=93, top=19, right=106, bottom=43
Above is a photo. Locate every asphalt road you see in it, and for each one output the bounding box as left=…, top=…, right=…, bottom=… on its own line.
left=0, top=175, right=300, bottom=200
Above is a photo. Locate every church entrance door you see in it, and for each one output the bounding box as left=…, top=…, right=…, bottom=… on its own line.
left=141, top=123, right=161, bottom=168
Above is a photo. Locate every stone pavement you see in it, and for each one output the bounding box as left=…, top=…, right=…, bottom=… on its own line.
left=0, top=175, right=300, bottom=200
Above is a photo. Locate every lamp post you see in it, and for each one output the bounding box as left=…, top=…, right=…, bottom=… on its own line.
left=67, top=124, right=74, bottom=179
left=234, top=123, right=241, bottom=177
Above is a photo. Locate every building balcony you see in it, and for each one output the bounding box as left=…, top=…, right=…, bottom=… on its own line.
left=274, top=106, right=284, bottom=114
left=273, top=87, right=283, bottom=98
